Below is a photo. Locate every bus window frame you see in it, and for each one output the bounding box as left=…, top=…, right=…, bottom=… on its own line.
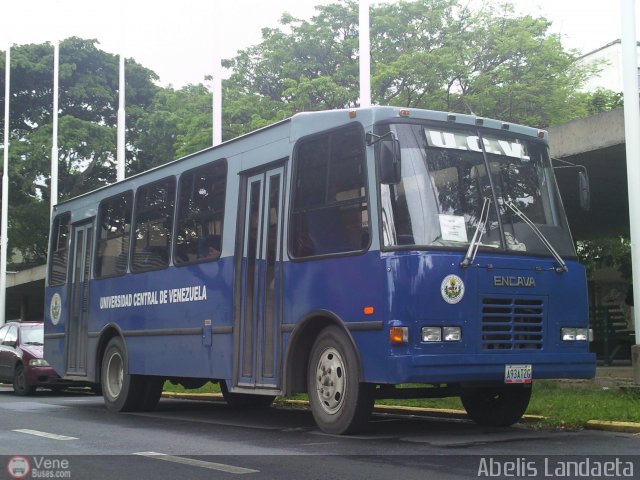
left=372, top=118, right=577, bottom=258
left=94, top=190, right=134, bottom=280
left=173, top=158, right=228, bottom=267
left=48, top=212, right=72, bottom=286
left=287, top=122, right=371, bottom=262
left=131, top=176, right=177, bottom=274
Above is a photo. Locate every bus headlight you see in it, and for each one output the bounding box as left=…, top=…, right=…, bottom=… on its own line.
left=443, top=327, right=462, bottom=342
left=575, top=328, right=590, bottom=341
left=422, top=326, right=462, bottom=342
left=561, top=328, right=576, bottom=341
left=422, top=327, right=441, bottom=342
left=561, top=328, right=590, bottom=342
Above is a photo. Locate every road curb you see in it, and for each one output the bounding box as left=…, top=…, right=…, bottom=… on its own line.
left=584, top=420, right=640, bottom=434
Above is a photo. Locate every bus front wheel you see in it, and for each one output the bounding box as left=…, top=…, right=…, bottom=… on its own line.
left=460, top=384, right=532, bottom=427
left=307, top=326, right=374, bottom=435
left=101, top=337, right=148, bottom=412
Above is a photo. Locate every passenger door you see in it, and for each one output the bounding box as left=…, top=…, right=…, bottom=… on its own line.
left=66, top=221, right=94, bottom=376
left=236, top=164, right=286, bottom=390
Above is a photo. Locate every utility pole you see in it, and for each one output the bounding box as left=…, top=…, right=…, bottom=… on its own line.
left=1, top=43, right=11, bottom=326
left=620, top=0, right=640, bottom=384
left=359, top=0, right=371, bottom=108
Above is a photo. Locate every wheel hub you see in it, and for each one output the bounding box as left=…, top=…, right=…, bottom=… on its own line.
left=314, top=347, right=346, bottom=415
left=105, top=351, right=124, bottom=400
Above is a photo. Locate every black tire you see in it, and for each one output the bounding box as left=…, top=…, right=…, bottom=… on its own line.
left=13, top=364, right=35, bottom=396
left=101, top=337, right=147, bottom=412
left=307, top=325, right=374, bottom=435
left=220, top=380, right=275, bottom=409
left=139, top=376, right=164, bottom=411
left=461, top=384, right=532, bottom=427
left=90, top=384, right=102, bottom=396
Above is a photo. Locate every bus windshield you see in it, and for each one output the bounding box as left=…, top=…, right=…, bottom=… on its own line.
left=379, top=123, right=575, bottom=257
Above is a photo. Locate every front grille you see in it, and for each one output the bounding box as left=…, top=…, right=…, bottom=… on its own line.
left=481, top=297, right=544, bottom=350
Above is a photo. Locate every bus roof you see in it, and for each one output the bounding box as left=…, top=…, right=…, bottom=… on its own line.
left=52, top=106, right=547, bottom=211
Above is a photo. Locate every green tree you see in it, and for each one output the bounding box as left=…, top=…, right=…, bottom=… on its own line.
left=578, top=88, right=624, bottom=115
left=133, top=84, right=214, bottom=174
left=577, top=237, right=632, bottom=281
left=223, top=0, right=592, bottom=134
left=0, top=38, right=160, bottom=264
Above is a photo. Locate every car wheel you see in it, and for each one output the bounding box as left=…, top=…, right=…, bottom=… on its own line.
left=13, top=364, right=35, bottom=396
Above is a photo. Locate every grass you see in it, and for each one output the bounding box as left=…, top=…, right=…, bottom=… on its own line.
left=524, top=381, right=640, bottom=428
left=163, top=380, right=221, bottom=394
left=162, top=380, right=640, bottom=429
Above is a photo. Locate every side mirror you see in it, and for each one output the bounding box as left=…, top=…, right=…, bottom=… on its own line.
left=578, top=170, right=590, bottom=211
left=379, top=138, right=402, bottom=184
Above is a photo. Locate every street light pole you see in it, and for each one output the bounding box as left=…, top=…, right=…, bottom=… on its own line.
left=359, top=0, right=371, bottom=108
left=620, top=0, right=640, bottom=384
left=51, top=39, right=59, bottom=212
left=212, top=50, right=222, bottom=147
left=0, top=43, right=11, bottom=326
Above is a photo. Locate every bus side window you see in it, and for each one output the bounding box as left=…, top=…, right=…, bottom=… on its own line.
left=95, top=192, right=133, bottom=279
left=174, top=160, right=227, bottom=266
left=290, top=125, right=368, bottom=258
left=132, top=178, right=176, bottom=273
left=49, top=213, right=71, bottom=285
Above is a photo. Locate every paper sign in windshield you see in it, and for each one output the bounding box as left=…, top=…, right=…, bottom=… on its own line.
left=439, top=215, right=468, bottom=243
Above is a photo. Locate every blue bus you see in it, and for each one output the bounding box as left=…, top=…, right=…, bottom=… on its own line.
left=44, top=107, right=595, bottom=434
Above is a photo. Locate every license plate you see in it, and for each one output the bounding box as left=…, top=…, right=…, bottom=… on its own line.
left=504, top=364, right=532, bottom=384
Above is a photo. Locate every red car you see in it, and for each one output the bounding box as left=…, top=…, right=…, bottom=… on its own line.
left=0, top=321, right=73, bottom=395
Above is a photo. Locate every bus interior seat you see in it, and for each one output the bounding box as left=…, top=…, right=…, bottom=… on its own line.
left=304, top=208, right=359, bottom=255
left=198, top=234, right=221, bottom=259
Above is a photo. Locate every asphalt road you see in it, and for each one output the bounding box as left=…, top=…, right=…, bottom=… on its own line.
left=0, top=386, right=638, bottom=480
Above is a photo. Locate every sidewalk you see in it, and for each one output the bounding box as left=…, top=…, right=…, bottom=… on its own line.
left=594, top=366, right=636, bottom=388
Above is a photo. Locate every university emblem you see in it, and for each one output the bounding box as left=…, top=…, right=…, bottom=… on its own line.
left=50, top=293, right=62, bottom=325
left=441, top=274, right=465, bottom=304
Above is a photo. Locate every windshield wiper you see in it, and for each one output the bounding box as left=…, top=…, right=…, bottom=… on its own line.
left=504, top=200, right=568, bottom=273
left=24, top=342, right=44, bottom=346
left=461, top=197, right=491, bottom=268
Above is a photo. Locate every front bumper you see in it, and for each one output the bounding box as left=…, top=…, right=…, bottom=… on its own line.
left=381, top=352, right=596, bottom=384
left=24, top=366, right=70, bottom=387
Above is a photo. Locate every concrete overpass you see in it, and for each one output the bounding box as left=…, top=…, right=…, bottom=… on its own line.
left=5, top=265, right=45, bottom=321
left=550, top=107, right=628, bottom=239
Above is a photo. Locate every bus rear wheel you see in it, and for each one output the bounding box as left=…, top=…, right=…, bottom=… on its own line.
left=101, top=337, right=150, bottom=412
left=460, top=385, right=532, bottom=427
left=220, top=381, right=275, bottom=408
left=307, top=326, right=374, bottom=435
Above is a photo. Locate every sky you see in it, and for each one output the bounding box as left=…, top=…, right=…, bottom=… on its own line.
left=0, top=0, right=638, bottom=88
